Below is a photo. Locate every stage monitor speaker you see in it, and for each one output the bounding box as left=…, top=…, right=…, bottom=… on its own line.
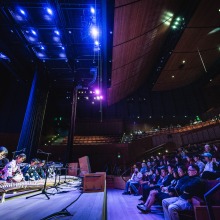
left=78, top=156, right=91, bottom=176
left=68, top=162, right=78, bottom=176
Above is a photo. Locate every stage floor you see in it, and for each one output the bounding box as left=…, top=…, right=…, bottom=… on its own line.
left=0, top=183, right=164, bottom=220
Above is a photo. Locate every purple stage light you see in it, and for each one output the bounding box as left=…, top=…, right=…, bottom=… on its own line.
left=95, top=89, right=100, bottom=95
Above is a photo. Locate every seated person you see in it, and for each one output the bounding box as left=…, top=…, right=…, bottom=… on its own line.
left=137, top=166, right=189, bottom=213
left=122, top=168, right=142, bottom=195
left=36, top=159, right=46, bottom=179
left=201, top=153, right=220, bottom=179
left=193, top=154, right=205, bottom=174
left=22, top=158, right=41, bottom=181
left=0, top=146, right=9, bottom=171
left=141, top=166, right=173, bottom=202
left=162, top=164, right=205, bottom=220
left=1, top=153, right=26, bottom=182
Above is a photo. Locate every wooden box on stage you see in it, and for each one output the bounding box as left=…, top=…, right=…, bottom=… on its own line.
left=68, top=162, right=78, bottom=176
left=83, top=172, right=106, bottom=193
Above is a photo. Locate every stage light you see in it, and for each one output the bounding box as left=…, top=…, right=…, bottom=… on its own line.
left=53, top=36, right=60, bottom=42
left=172, top=75, right=175, bottom=78
left=91, top=7, right=95, bottom=14
left=54, top=30, right=60, bottom=35
left=47, top=8, right=53, bottom=15
left=20, top=9, right=26, bottom=15
left=59, top=53, right=66, bottom=58
left=31, top=30, right=37, bottom=35
left=37, top=53, right=45, bottom=58
left=182, top=60, right=186, bottom=64
left=95, top=89, right=100, bottom=95
left=28, top=36, right=36, bottom=42
left=40, top=46, right=45, bottom=50
left=94, top=40, right=99, bottom=46
left=62, top=46, right=65, bottom=50
left=91, top=27, right=99, bottom=38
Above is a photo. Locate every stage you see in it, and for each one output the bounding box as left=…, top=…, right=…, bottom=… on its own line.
left=0, top=181, right=164, bottom=220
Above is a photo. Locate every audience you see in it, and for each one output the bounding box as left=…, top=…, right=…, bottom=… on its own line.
left=162, top=164, right=205, bottom=220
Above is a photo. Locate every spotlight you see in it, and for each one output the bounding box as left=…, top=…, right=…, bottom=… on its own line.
left=40, top=46, right=45, bottom=50
left=54, top=30, right=60, bottom=35
left=19, top=9, right=26, bottom=15
left=47, top=8, right=53, bottom=15
left=94, top=40, right=99, bottom=46
left=91, top=27, right=99, bottom=38
left=95, top=89, right=100, bottom=95
left=31, top=30, right=37, bottom=35
left=91, top=7, right=95, bottom=14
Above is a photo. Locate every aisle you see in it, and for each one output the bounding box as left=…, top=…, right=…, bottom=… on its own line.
left=107, top=189, right=164, bottom=220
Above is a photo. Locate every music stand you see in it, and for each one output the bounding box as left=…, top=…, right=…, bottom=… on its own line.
left=26, top=151, right=54, bottom=200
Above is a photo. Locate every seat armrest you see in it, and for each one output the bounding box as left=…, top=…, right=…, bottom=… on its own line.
left=192, top=196, right=206, bottom=206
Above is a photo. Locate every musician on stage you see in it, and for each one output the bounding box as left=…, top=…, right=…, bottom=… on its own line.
left=0, top=146, right=9, bottom=169
left=22, top=158, right=41, bottom=181
left=1, top=153, right=26, bottom=182
left=36, top=159, right=46, bottom=179
left=0, top=146, right=9, bottom=180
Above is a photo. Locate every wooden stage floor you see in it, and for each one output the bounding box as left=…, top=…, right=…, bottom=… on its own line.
left=0, top=184, right=164, bottom=220
left=107, top=189, right=164, bottom=220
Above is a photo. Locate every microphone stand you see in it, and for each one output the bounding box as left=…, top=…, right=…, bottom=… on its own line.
left=26, top=151, right=54, bottom=200
left=12, top=148, right=26, bottom=158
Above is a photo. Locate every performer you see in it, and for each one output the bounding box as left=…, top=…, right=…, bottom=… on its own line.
left=22, top=158, right=41, bottom=181
left=1, top=153, right=26, bottom=182
left=0, top=146, right=9, bottom=169
left=36, top=159, right=46, bottom=179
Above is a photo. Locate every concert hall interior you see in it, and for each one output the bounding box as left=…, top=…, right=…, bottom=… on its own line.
left=0, top=0, right=220, bottom=220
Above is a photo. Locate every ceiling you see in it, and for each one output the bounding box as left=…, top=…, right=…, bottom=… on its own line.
left=0, top=0, right=106, bottom=89
left=0, top=0, right=220, bottom=107
left=108, top=0, right=220, bottom=105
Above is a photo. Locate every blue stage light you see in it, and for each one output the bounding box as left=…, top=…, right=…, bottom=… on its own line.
left=59, top=53, right=66, bottom=58
left=62, top=46, right=65, bottom=50
left=53, top=36, right=60, bottom=42
left=28, top=36, right=36, bottom=42
left=20, top=9, right=26, bottom=15
left=37, top=53, right=45, bottom=58
left=40, top=46, right=45, bottom=50
left=91, top=7, right=95, bottom=14
left=54, top=30, right=60, bottom=35
left=47, top=8, right=53, bottom=15
left=94, top=40, right=99, bottom=46
left=31, top=30, right=37, bottom=35
left=90, top=27, right=99, bottom=38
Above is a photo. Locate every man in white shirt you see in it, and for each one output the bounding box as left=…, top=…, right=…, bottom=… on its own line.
left=122, top=168, right=142, bottom=195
